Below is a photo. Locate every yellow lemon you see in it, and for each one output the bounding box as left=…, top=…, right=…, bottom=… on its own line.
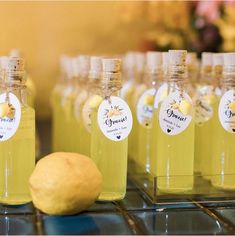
left=229, top=101, right=235, bottom=112
left=29, top=152, right=102, bottom=215
left=204, top=94, right=217, bottom=105
left=144, top=95, right=154, bottom=106
left=89, top=95, right=103, bottom=109
left=0, top=102, right=10, bottom=118
left=179, top=99, right=192, bottom=116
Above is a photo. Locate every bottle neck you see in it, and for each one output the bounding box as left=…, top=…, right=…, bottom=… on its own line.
left=200, top=65, right=212, bottom=84
left=167, top=64, right=187, bottom=92
left=221, top=65, right=235, bottom=92
left=101, top=71, right=121, bottom=98
left=212, top=65, right=222, bottom=88
left=144, top=66, right=163, bottom=88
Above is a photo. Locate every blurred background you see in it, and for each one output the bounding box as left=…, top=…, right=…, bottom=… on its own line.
left=1, top=1, right=235, bottom=119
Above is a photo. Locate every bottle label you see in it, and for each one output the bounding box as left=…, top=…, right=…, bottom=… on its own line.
left=159, top=91, right=193, bottom=135
left=98, top=96, right=133, bottom=141
left=154, top=83, right=168, bottom=108
left=219, top=89, right=235, bottom=134
left=74, top=90, right=88, bottom=121
left=82, top=95, right=102, bottom=133
left=194, top=98, right=213, bottom=124
left=137, top=88, right=156, bottom=128
left=120, top=81, right=134, bottom=101
left=0, top=93, right=21, bottom=142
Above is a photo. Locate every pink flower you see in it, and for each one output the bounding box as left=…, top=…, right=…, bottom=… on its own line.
left=196, top=1, right=222, bottom=22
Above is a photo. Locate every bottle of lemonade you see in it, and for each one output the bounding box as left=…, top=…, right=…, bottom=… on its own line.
left=150, top=52, right=169, bottom=176
left=121, top=52, right=137, bottom=160
left=52, top=55, right=70, bottom=152
left=90, top=58, right=133, bottom=201
left=211, top=52, right=235, bottom=189
left=128, top=52, right=145, bottom=162
left=136, top=52, right=163, bottom=173
left=72, top=55, right=90, bottom=155
left=81, top=56, right=102, bottom=156
left=155, top=50, right=194, bottom=192
left=186, top=52, right=198, bottom=88
left=0, top=57, right=35, bottom=204
left=194, top=52, right=219, bottom=176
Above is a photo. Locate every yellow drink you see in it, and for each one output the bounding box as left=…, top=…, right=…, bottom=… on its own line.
left=156, top=111, right=194, bottom=192
left=0, top=106, right=35, bottom=205
left=91, top=107, right=128, bottom=200
left=211, top=101, right=235, bottom=189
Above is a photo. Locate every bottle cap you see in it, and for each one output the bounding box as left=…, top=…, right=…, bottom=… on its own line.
left=213, top=53, right=223, bottom=66
left=223, top=53, right=235, bottom=67
left=90, top=56, right=102, bottom=72
left=102, top=58, right=121, bottom=72
left=186, top=52, right=197, bottom=65
left=123, top=52, right=136, bottom=70
left=7, top=57, right=25, bottom=72
left=135, top=52, right=145, bottom=72
left=0, top=56, right=9, bottom=70
left=162, top=52, right=169, bottom=66
left=77, top=55, right=90, bottom=74
left=146, top=51, right=162, bottom=69
left=202, top=52, right=213, bottom=66
left=168, top=50, right=187, bottom=65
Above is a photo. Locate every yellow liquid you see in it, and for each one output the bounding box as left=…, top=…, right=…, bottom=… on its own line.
left=51, top=87, right=65, bottom=152
left=90, top=107, right=128, bottom=201
left=155, top=110, right=194, bottom=193
left=0, top=106, right=35, bottom=205
left=211, top=102, right=235, bottom=190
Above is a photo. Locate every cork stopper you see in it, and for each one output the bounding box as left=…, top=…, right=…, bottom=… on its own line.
left=146, top=51, right=162, bottom=69
left=90, top=56, right=102, bottom=72
left=123, top=52, right=136, bottom=69
left=102, top=58, right=121, bottom=72
left=202, top=52, right=213, bottom=66
left=0, top=56, right=9, bottom=70
left=186, top=52, right=197, bottom=65
left=162, top=52, right=169, bottom=66
left=213, top=53, right=223, bottom=66
left=7, top=57, right=25, bottom=72
left=168, top=50, right=187, bottom=66
left=77, top=55, right=90, bottom=73
left=223, top=53, right=235, bottom=67
left=135, top=52, right=145, bottom=72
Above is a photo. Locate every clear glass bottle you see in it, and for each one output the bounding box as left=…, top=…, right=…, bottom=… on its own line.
left=211, top=52, right=235, bottom=189
left=90, top=58, right=129, bottom=201
left=72, top=55, right=90, bottom=155
left=136, top=51, right=163, bottom=173
left=0, top=57, right=35, bottom=205
left=155, top=50, right=194, bottom=192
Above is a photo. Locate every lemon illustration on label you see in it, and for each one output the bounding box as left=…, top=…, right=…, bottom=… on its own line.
left=0, top=102, right=15, bottom=119
left=228, top=101, right=235, bottom=112
left=144, top=95, right=154, bottom=106
left=179, top=99, right=192, bottom=116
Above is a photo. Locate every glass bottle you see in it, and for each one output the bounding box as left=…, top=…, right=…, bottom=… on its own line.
left=0, top=57, right=35, bottom=204
left=155, top=50, right=194, bottom=192
left=211, top=52, right=235, bottom=189
left=72, top=55, right=90, bottom=155
left=136, top=52, right=163, bottom=173
left=90, top=58, right=131, bottom=201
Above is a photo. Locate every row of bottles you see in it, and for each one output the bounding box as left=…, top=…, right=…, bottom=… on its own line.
left=52, top=50, right=235, bottom=201
left=52, top=57, right=132, bottom=201
left=0, top=56, right=35, bottom=205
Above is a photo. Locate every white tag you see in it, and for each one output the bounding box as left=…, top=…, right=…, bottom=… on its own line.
left=98, top=96, right=133, bottom=141
left=0, top=93, right=21, bottom=142
left=194, top=97, right=213, bottom=124
left=74, top=90, right=88, bottom=121
left=159, top=91, right=193, bottom=136
left=136, top=88, right=156, bottom=128
left=154, top=83, right=168, bottom=108
left=120, top=81, right=133, bottom=100
left=219, top=90, right=235, bottom=134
